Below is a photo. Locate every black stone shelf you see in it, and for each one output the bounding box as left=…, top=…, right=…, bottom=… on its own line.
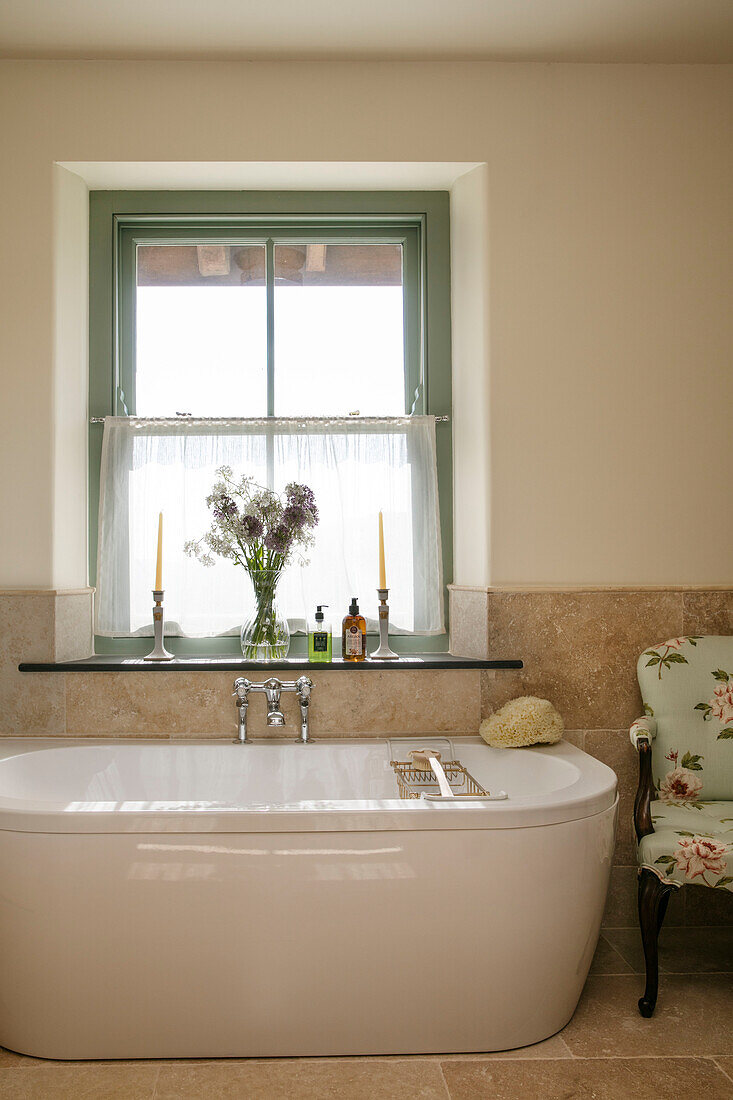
left=19, top=654, right=522, bottom=673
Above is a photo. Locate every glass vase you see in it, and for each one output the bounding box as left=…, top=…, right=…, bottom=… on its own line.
left=240, top=569, right=290, bottom=660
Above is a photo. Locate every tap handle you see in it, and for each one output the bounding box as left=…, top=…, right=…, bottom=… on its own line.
left=295, top=676, right=313, bottom=743
left=296, top=676, right=313, bottom=704
left=233, top=677, right=251, bottom=704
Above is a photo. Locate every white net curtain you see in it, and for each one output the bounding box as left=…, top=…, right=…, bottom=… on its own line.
left=95, top=416, right=445, bottom=637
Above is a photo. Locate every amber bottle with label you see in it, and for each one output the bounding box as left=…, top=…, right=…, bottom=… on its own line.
left=342, top=597, right=366, bottom=662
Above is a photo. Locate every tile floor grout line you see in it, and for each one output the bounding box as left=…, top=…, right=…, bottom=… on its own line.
left=596, top=932, right=643, bottom=974
left=541, top=1054, right=733, bottom=1061
left=557, top=1035, right=576, bottom=1059
left=6, top=1051, right=733, bottom=1067
left=588, top=969, right=732, bottom=977
left=594, top=967, right=733, bottom=977
left=712, top=1057, right=733, bottom=1083
left=436, top=1060, right=453, bottom=1099
left=442, top=1052, right=559, bottom=1061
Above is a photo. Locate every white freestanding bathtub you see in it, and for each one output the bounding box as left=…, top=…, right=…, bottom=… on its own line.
left=0, top=736, right=617, bottom=1059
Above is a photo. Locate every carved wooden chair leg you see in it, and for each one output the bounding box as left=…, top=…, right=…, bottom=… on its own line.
left=637, top=868, right=674, bottom=1017
left=656, top=888, right=671, bottom=932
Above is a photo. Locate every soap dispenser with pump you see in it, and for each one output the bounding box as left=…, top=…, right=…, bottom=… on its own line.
left=342, top=597, right=366, bottom=662
left=308, top=605, right=332, bottom=663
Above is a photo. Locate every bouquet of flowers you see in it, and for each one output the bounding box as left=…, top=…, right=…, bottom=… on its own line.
left=185, top=466, right=318, bottom=658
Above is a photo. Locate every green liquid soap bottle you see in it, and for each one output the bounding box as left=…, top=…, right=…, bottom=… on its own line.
left=308, top=605, right=332, bottom=663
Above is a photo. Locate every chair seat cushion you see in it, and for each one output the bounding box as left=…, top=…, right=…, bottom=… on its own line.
left=638, top=800, right=733, bottom=891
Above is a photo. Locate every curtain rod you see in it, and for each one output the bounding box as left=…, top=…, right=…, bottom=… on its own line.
left=90, top=415, right=450, bottom=424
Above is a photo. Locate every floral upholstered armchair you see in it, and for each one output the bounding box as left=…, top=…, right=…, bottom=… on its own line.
left=631, top=635, right=733, bottom=1017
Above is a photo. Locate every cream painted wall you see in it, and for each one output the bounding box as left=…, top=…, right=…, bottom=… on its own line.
left=450, top=164, right=492, bottom=586
left=0, top=60, right=731, bottom=587
left=52, top=164, right=88, bottom=590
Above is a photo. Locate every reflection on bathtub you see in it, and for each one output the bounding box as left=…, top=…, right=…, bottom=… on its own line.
left=137, top=842, right=405, bottom=857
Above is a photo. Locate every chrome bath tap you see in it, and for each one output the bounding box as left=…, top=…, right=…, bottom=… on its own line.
left=263, top=678, right=285, bottom=727
left=232, top=676, right=314, bottom=744
left=232, top=677, right=251, bottom=743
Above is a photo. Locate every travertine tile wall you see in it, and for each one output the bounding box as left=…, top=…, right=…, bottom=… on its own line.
left=0, top=590, right=94, bottom=735
left=451, top=585, right=733, bottom=927
left=0, top=590, right=483, bottom=737
left=63, top=669, right=481, bottom=737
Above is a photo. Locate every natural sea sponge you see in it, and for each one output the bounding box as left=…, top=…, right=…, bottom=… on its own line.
left=480, top=696, right=564, bottom=749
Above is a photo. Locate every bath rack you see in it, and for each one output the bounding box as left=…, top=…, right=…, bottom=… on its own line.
left=390, top=758, right=506, bottom=801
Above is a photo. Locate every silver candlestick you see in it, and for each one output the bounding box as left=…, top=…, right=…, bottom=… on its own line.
left=144, top=589, right=174, bottom=661
left=370, top=587, right=399, bottom=660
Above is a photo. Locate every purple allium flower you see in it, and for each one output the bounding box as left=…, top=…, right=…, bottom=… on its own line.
left=282, top=502, right=306, bottom=530
left=240, top=514, right=264, bottom=541
left=286, top=482, right=314, bottom=508
left=264, top=524, right=291, bottom=554
left=285, top=483, right=319, bottom=525
left=213, top=494, right=238, bottom=521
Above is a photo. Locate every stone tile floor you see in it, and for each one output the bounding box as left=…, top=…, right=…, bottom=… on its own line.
left=0, top=926, right=730, bottom=1098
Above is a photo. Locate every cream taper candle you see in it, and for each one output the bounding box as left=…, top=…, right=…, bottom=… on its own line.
left=155, top=512, right=163, bottom=591
left=378, top=511, right=386, bottom=589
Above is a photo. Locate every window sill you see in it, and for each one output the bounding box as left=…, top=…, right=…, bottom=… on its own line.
left=19, top=655, right=522, bottom=673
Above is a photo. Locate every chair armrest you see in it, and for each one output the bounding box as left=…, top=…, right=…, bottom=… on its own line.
left=630, top=716, right=657, bottom=841
left=630, top=715, right=657, bottom=748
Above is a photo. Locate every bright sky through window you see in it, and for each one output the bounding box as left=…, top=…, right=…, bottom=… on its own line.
left=135, top=242, right=406, bottom=418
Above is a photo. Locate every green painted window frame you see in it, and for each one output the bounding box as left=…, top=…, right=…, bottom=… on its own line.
left=89, top=191, right=452, bottom=655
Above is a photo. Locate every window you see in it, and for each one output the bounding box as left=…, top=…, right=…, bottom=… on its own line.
left=89, top=192, right=452, bottom=654
left=129, top=238, right=415, bottom=419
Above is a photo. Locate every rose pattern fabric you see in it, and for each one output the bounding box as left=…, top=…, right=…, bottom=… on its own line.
left=709, top=682, right=733, bottom=725
left=630, top=717, right=655, bottom=744
left=694, top=668, right=733, bottom=740
left=673, top=835, right=727, bottom=881
left=659, top=767, right=703, bottom=803
left=656, top=749, right=704, bottom=805
left=638, top=801, right=733, bottom=893
left=643, top=636, right=701, bottom=679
